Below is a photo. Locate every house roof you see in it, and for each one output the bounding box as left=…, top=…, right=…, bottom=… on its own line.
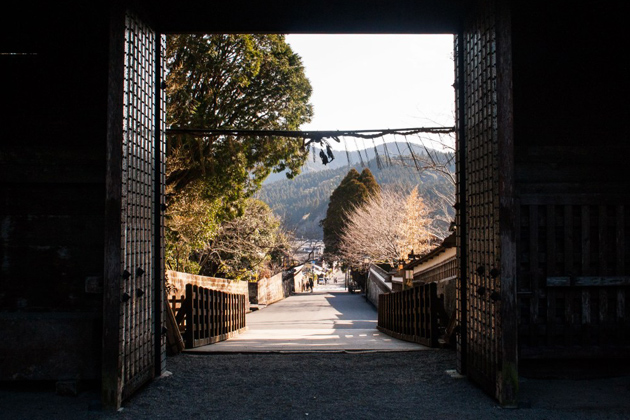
left=403, top=232, right=455, bottom=270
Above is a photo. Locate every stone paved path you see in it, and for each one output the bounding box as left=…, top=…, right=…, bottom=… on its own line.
left=189, top=286, right=427, bottom=353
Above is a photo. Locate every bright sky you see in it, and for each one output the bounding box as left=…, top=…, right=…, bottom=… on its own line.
left=285, top=34, right=455, bottom=150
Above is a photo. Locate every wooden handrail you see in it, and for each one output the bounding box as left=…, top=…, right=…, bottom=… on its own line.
left=181, top=284, right=247, bottom=349
left=377, top=282, right=439, bottom=347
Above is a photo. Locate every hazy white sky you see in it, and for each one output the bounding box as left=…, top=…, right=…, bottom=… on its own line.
left=285, top=34, right=455, bottom=150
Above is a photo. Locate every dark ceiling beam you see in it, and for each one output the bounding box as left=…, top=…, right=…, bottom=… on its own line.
left=135, top=0, right=463, bottom=34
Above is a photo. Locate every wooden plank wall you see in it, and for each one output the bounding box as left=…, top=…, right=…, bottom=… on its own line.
left=0, top=4, right=109, bottom=313
left=414, top=258, right=457, bottom=285
left=1, top=3, right=110, bottom=384
left=518, top=202, right=630, bottom=358
left=510, top=3, right=630, bottom=361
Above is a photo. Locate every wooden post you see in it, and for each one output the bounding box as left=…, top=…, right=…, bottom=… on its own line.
left=184, top=284, right=193, bottom=348
left=153, top=30, right=165, bottom=378
left=455, top=28, right=468, bottom=376
left=430, top=283, right=438, bottom=347
left=496, top=0, right=518, bottom=407
left=102, top=5, right=126, bottom=410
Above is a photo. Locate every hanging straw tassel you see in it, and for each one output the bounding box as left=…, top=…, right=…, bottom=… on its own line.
left=405, top=135, right=422, bottom=172
left=372, top=138, right=383, bottom=170
left=382, top=137, right=394, bottom=167
left=334, top=136, right=351, bottom=167
left=354, top=138, right=365, bottom=167
left=393, top=136, right=407, bottom=166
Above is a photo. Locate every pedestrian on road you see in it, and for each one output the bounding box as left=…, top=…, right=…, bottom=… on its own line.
left=309, top=278, right=314, bottom=292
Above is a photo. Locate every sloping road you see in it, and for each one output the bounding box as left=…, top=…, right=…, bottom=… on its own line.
left=187, top=283, right=427, bottom=353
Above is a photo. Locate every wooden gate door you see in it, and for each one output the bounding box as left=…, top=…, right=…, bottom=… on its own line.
left=103, top=9, right=166, bottom=409
left=455, top=0, right=517, bottom=406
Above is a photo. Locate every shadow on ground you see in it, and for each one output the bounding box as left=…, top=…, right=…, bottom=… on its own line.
left=3, top=350, right=628, bottom=420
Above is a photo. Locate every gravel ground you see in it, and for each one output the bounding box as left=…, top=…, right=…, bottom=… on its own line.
left=2, top=349, right=629, bottom=420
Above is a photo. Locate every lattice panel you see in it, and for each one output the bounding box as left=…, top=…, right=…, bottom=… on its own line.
left=120, top=12, right=157, bottom=399
left=456, top=0, right=501, bottom=397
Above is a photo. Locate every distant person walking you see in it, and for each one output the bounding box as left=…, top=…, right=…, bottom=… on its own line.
left=309, top=278, right=314, bottom=293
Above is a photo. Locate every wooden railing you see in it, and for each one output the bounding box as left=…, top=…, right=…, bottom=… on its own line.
left=170, top=284, right=246, bottom=349
left=378, top=282, right=439, bottom=347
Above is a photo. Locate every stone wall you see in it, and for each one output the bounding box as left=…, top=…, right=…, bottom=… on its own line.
left=249, top=272, right=285, bottom=305
left=292, top=265, right=307, bottom=293
left=366, top=265, right=392, bottom=308
left=166, top=270, right=249, bottom=312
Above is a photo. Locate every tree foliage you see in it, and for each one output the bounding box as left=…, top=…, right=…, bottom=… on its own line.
left=164, top=34, right=313, bottom=275
left=196, top=199, right=289, bottom=280
left=166, top=34, right=313, bottom=210
left=320, top=168, right=380, bottom=258
left=165, top=187, right=220, bottom=274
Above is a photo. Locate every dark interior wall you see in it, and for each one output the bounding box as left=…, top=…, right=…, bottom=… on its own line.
left=0, top=3, right=110, bottom=312
left=1, top=1, right=113, bottom=381
left=512, top=2, right=629, bottom=197
left=511, top=2, right=630, bottom=360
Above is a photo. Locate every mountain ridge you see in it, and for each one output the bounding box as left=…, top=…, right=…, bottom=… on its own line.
left=257, top=143, right=455, bottom=239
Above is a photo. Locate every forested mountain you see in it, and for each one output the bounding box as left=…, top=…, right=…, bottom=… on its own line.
left=257, top=143, right=455, bottom=239
left=263, top=140, right=449, bottom=183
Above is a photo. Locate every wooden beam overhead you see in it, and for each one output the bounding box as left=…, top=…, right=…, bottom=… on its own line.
left=132, top=0, right=463, bottom=34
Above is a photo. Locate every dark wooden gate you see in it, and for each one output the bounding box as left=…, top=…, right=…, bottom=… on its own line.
left=518, top=202, right=630, bottom=358
left=456, top=0, right=517, bottom=406
left=103, top=9, right=166, bottom=409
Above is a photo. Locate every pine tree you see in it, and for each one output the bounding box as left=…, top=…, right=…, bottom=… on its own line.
left=321, top=168, right=380, bottom=259
left=358, top=168, right=380, bottom=196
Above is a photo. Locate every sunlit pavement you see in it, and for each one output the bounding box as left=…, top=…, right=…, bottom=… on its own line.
left=187, top=282, right=429, bottom=353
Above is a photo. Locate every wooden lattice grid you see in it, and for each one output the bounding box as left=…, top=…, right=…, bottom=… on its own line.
left=119, top=12, right=161, bottom=400
left=456, top=0, right=502, bottom=397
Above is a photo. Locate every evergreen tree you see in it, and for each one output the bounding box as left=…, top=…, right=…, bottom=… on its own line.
left=321, top=168, right=379, bottom=258
left=358, top=168, right=380, bottom=196
left=166, top=34, right=313, bottom=210
left=165, top=34, right=313, bottom=273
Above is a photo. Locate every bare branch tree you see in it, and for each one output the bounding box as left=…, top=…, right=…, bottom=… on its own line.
left=196, top=199, right=290, bottom=280
left=408, top=131, right=456, bottom=239
left=338, top=187, right=435, bottom=267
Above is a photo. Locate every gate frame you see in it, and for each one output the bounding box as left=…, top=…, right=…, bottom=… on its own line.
left=495, top=0, right=518, bottom=406
left=455, top=0, right=518, bottom=406
left=103, top=6, right=165, bottom=409
left=103, top=4, right=126, bottom=408
left=102, top=0, right=517, bottom=408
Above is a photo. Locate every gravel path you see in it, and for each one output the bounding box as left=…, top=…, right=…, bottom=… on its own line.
left=4, top=349, right=627, bottom=420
